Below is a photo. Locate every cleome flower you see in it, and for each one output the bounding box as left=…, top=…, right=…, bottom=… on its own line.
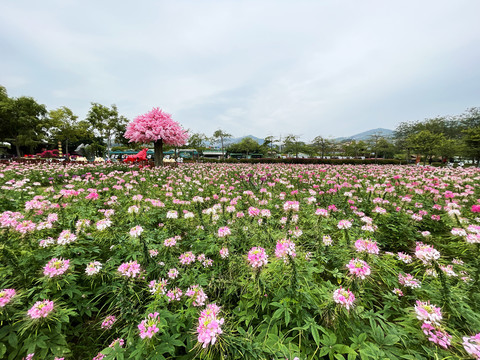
left=333, top=287, right=355, bottom=311
left=414, top=300, right=442, bottom=325
left=28, top=300, right=54, bottom=319
left=138, top=312, right=161, bottom=339
left=247, top=247, right=268, bottom=268
left=43, top=258, right=70, bottom=278
left=197, top=303, right=224, bottom=348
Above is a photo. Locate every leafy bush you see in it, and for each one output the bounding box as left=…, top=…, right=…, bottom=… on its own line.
left=0, top=162, right=479, bottom=359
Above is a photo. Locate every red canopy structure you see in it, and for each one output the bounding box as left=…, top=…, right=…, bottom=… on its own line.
left=123, top=148, right=148, bottom=163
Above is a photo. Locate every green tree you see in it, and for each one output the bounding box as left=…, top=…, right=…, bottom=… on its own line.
left=282, top=134, right=310, bottom=158
left=49, top=107, right=93, bottom=160
left=186, top=132, right=208, bottom=150
left=407, top=130, right=445, bottom=165
left=85, top=103, right=128, bottom=157
left=0, top=93, right=48, bottom=157
left=228, top=137, right=261, bottom=156
left=212, top=129, right=232, bottom=159
left=462, top=127, right=480, bottom=165
left=311, top=136, right=334, bottom=159
left=343, top=140, right=368, bottom=158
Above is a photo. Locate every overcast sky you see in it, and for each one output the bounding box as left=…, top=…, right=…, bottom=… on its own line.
left=1, top=0, right=479, bottom=141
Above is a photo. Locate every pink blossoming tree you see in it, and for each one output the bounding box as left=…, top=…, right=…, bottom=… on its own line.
left=124, top=108, right=189, bottom=166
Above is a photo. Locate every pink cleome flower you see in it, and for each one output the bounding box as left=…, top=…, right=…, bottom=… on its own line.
left=148, top=279, right=168, bottom=296
left=415, top=242, right=440, bottom=265
left=414, top=300, right=442, bottom=325
left=217, top=226, right=231, bottom=237
left=346, top=258, right=371, bottom=279
left=28, top=300, right=54, bottom=319
left=57, top=229, right=77, bottom=245
left=463, top=333, right=480, bottom=359
left=179, top=251, right=196, bottom=265
left=337, top=220, right=352, bottom=230
left=421, top=322, right=451, bottom=349
left=354, top=238, right=379, bottom=255
left=43, top=258, right=70, bottom=278
left=109, top=338, right=125, bottom=348
left=219, top=247, right=229, bottom=258
left=197, top=303, right=225, bottom=348
left=129, top=225, right=144, bottom=238
left=166, top=287, right=183, bottom=302
left=85, top=261, right=102, bottom=276
left=138, top=312, right=161, bottom=339
left=118, top=260, right=141, bottom=278
left=398, top=273, right=421, bottom=288
left=0, top=288, right=16, bottom=307
left=333, top=287, right=355, bottom=310
left=186, top=285, right=208, bottom=307
left=247, top=247, right=268, bottom=268
left=275, top=239, right=296, bottom=262
left=101, top=315, right=117, bottom=329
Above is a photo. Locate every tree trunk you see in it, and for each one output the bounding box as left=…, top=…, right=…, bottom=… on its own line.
left=154, top=139, right=163, bottom=167
left=66, top=139, right=69, bottom=161
left=15, top=143, right=21, bottom=158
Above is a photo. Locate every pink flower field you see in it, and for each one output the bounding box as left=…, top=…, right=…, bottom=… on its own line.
left=1, top=162, right=480, bottom=359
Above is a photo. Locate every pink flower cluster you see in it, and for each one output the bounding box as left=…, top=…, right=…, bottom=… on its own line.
left=101, top=315, right=116, bottom=329
left=179, top=251, right=196, bottom=265
left=346, top=258, right=371, bottom=279
left=463, top=333, right=480, bottom=359
left=186, top=285, right=208, bottom=307
left=415, top=242, right=440, bottom=265
left=85, top=261, right=102, bottom=276
left=118, top=260, right=141, bottom=278
left=129, top=225, right=144, bottom=238
left=148, top=279, right=168, bottom=296
left=337, top=220, right=352, bottom=229
left=43, top=258, right=70, bottom=278
left=164, top=235, right=180, bottom=247
left=109, top=338, right=125, bottom=348
left=166, top=287, right=183, bottom=302
left=283, top=201, right=300, bottom=212
left=57, top=229, right=77, bottom=245
left=197, top=303, right=224, bottom=348
left=333, top=287, right=355, bottom=310
left=414, top=300, right=442, bottom=325
left=421, top=322, right=451, bottom=349
left=398, top=273, right=421, bottom=288
left=138, top=312, right=161, bottom=339
left=27, top=300, right=54, bottom=319
left=275, top=239, right=296, bottom=262
left=354, top=238, right=379, bottom=254
left=0, top=288, right=16, bottom=307
left=217, top=226, right=231, bottom=237
left=219, top=247, right=229, bottom=258
left=247, top=247, right=268, bottom=268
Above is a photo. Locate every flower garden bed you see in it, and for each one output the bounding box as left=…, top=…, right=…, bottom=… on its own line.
left=1, top=162, right=480, bottom=359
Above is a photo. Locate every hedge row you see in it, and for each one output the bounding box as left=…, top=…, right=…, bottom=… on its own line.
left=198, top=157, right=403, bottom=165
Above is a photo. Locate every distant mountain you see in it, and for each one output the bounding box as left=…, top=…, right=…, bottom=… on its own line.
left=335, top=128, right=394, bottom=142
left=228, top=135, right=264, bottom=145
left=210, top=135, right=264, bottom=148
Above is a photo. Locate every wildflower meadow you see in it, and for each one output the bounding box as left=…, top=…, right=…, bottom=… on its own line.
left=1, top=162, right=480, bottom=359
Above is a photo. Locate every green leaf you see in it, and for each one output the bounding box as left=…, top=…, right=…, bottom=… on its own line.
left=285, top=309, right=291, bottom=326
left=0, top=343, right=6, bottom=358
left=312, top=326, right=321, bottom=346
left=319, top=346, right=330, bottom=357
left=7, top=332, right=17, bottom=348
left=383, top=335, right=399, bottom=346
